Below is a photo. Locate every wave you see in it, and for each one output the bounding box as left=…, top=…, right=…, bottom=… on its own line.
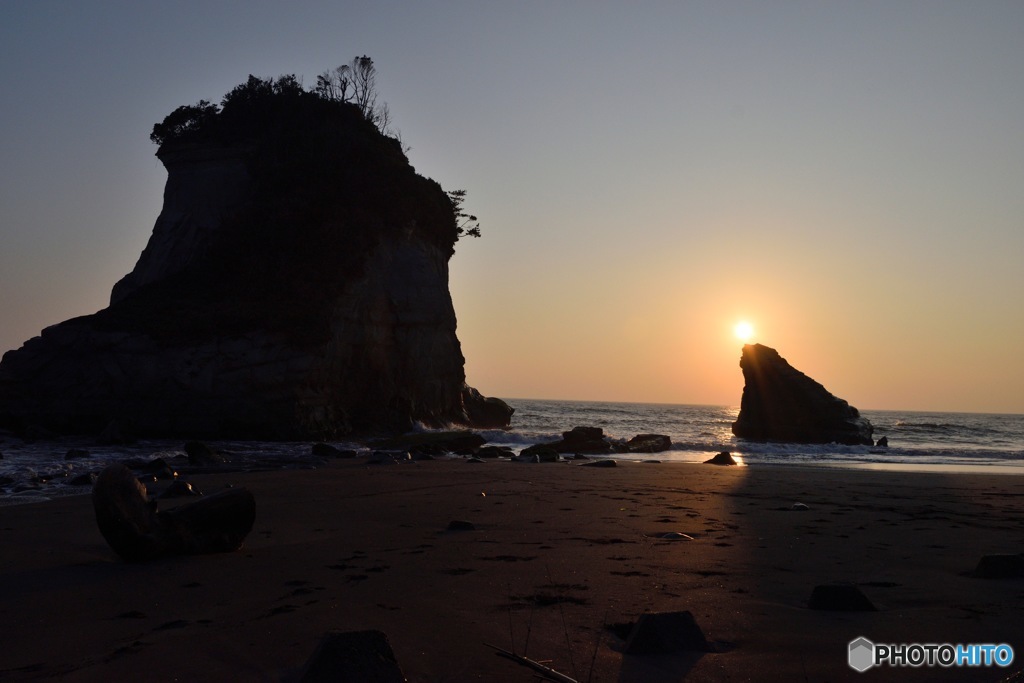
left=474, top=429, right=560, bottom=446
left=892, top=421, right=1002, bottom=437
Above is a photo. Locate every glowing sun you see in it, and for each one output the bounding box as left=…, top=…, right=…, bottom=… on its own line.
left=734, top=321, right=755, bottom=342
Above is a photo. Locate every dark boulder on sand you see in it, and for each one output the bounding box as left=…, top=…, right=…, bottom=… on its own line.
left=475, top=445, right=513, bottom=458
left=0, top=75, right=510, bottom=440
left=460, top=386, right=515, bottom=430
left=298, top=629, right=405, bottom=683
left=184, top=440, right=224, bottom=465
left=973, top=554, right=1024, bottom=579
left=518, top=445, right=561, bottom=462
left=68, top=472, right=98, bottom=486
left=624, top=611, right=711, bottom=654
left=93, top=463, right=254, bottom=561
left=808, top=584, right=877, bottom=611
left=704, top=451, right=737, bottom=466
left=626, top=434, right=672, bottom=453
left=732, top=344, right=873, bottom=445
left=535, top=426, right=615, bottom=455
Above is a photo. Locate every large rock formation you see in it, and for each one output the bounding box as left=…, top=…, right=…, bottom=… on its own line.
left=0, top=77, right=512, bottom=438
left=732, top=344, right=872, bottom=445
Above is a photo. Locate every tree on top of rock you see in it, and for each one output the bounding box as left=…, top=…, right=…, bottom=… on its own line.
left=151, top=57, right=392, bottom=146
left=314, top=56, right=392, bottom=134
left=149, top=100, right=219, bottom=146
left=147, top=58, right=482, bottom=241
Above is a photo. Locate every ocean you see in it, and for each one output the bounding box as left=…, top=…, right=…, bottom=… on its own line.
left=1, top=399, right=1022, bottom=504
left=480, top=399, right=1024, bottom=471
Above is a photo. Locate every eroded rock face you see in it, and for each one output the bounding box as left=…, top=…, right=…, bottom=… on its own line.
left=0, top=92, right=511, bottom=438
left=110, top=145, right=254, bottom=304
left=732, top=344, right=873, bottom=445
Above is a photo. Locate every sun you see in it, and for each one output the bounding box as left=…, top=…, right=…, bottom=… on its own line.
left=734, top=321, right=754, bottom=342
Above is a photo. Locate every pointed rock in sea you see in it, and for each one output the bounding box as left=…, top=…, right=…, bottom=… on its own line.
left=732, top=343, right=873, bottom=445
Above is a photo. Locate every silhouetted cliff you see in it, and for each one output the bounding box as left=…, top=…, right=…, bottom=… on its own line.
left=0, top=78, right=511, bottom=438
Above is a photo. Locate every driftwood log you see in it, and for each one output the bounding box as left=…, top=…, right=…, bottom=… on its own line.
left=93, top=464, right=255, bottom=562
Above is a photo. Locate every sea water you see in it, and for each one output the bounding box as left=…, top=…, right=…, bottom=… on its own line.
left=479, top=399, right=1024, bottom=471
left=1, top=400, right=1022, bottom=503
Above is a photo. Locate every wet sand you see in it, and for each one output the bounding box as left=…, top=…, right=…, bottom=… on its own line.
left=1, top=459, right=1023, bottom=681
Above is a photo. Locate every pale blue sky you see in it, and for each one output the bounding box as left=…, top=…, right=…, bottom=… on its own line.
left=2, top=2, right=1022, bottom=412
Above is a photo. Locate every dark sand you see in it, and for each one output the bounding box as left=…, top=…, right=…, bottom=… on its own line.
left=2, top=459, right=1023, bottom=681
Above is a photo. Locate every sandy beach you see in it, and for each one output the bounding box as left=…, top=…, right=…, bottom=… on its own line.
left=2, top=458, right=1023, bottom=682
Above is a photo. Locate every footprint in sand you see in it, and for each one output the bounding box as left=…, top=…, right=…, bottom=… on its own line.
left=154, top=620, right=190, bottom=631
left=114, top=610, right=147, bottom=619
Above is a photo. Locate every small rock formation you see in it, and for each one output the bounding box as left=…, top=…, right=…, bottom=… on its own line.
left=93, top=464, right=254, bottom=561
left=732, top=344, right=873, bottom=445
left=69, top=472, right=98, bottom=486
left=516, top=445, right=561, bottom=462
left=460, top=386, right=515, bottom=429
left=298, top=630, right=405, bottom=683
left=626, top=434, right=672, bottom=453
left=184, top=440, right=224, bottom=466
left=520, top=428, right=673, bottom=458
left=525, top=426, right=613, bottom=455
left=704, top=451, right=737, bottom=466
left=475, top=445, right=514, bottom=458
left=624, top=611, right=711, bottom=654
left=973, top=554, right=1024, bottom=579
left=807, top=584, right=877, bottom=611
left=0, top=75, right=511, bottom=439
left=556, top=426, right=614, bottom=454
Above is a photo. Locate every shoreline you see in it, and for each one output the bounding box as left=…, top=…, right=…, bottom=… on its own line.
left=2, top=459, right=1023, bottom=681
left=6, top=450, right=1024, bottom=505
left=4, top=453, right=1024, bottom=509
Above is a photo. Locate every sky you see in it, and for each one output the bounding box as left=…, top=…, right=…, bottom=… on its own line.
left=1, top=1, right=1022, bottom=414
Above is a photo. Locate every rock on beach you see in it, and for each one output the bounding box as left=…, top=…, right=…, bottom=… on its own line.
left=732, top=343, right=873, bottom=445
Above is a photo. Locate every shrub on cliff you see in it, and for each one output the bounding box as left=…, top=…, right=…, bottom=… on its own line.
left=149, top=60, right=480, bottom=244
